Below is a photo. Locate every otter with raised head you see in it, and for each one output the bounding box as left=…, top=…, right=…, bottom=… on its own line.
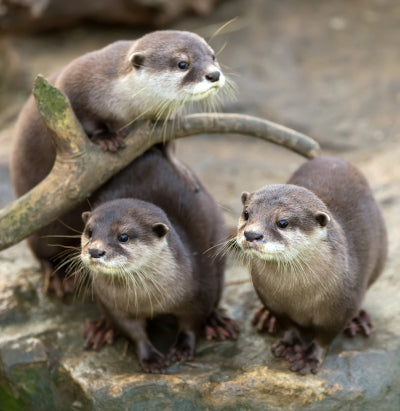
left=78, top=147, right=238, bottom=373
left=10, top=30, right=226, bottom=296
left=237, top=157, right=387, bottom=374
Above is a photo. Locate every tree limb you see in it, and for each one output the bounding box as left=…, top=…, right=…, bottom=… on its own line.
left=0, top=75, right=320, bottom=251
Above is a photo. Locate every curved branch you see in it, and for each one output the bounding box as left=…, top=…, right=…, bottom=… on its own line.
left=0, top=76, right=320, bottom=251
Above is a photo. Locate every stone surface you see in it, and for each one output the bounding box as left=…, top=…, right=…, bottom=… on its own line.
left=1, top=0, right=400, bottom=409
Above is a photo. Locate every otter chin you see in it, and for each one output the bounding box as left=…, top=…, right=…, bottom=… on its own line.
left=237, top=157, right=387, bottom=375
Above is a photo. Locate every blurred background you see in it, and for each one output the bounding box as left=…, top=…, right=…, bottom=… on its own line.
left=1, top=0, right=399, bottom=408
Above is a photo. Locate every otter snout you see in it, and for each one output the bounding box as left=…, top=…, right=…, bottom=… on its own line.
left=205, top=71, right=221, bottom=83
left=244, top=231, right=264, bottom=243
left=89, top=248, right=106, bottom=259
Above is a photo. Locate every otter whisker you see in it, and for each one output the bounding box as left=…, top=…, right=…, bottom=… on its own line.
left=208, top=17, right=239, bottom=43
left=215, top=41, right=228, bottom=57
left=55, top=219, right=82, bottom=234
left=204, top=237, right=236, bottom=258
left=116, top=86, right=150, bottom=132
left=40, top=234, right=82, bottom=239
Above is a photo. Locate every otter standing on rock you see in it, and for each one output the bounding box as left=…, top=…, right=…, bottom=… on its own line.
left=10, top=30, right=227, bottom=296
left=78, top=147, right=238, bottom=373
left=236, top=157, right=387, bottom=374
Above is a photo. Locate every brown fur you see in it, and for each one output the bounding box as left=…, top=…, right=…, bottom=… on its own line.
left=80, top=148, right=227, bottom=372
left=237, top=156, right=387, bottom=373
left=10, top=30, right=224, bottom=283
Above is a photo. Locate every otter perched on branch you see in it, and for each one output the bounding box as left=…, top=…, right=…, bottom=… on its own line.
left=1, top=76, right=319, bottom=253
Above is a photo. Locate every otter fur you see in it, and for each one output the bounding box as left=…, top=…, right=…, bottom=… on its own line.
left=237, top=157, right=387, bottom=374
left=10, top=30, right=226, bottom=296
left=78, top=147, right=237, bottom=373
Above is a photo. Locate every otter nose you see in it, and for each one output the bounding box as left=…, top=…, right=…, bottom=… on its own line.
left=205, top=71, right=220, bottom=82
left=89, top=248, right=106, bottom=258
left=244, top=231, right=264, bottom=242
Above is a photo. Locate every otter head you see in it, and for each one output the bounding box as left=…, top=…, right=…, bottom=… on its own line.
left=237, top=184, right=331, bottom=262
left=80, top=199, right=170, bottom=276
left=121, top=30, right=226, bottom=119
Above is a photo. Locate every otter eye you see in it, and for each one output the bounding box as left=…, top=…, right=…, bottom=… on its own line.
left=178, top=61, right=189, bottom=70
left=243, top=210, right=249, bottom=220
left=277, top=220, right=289, bottom=229
left=212, top=55, right=216, bottom=62
left=118, top=233, right=129, bottom=243
left=86, top=229, right=92, bottom=238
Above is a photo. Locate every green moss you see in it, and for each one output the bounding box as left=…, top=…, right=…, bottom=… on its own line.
left=32, top=75, right=69, bottom=124
left=0, top=376, right=32, bottom=411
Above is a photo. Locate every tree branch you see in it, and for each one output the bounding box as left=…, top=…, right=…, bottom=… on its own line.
left=0, top=75, right=320, bottom=251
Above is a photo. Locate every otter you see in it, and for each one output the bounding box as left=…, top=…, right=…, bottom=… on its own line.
left=10, top=30, right=226, bottom=296
left=236, top=157, right=387, bottom=374
left=77, top=147, right=238, bottom=373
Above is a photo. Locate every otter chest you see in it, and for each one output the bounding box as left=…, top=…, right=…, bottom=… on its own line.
left=251, top=263, right=334, bottom=328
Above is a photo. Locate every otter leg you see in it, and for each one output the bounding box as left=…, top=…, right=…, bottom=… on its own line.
left=252, top=305, right=279, bottom=334
left=204, top=308, right=240, bottom=341
left=168, top=330, right=196, bottom=363
left=167, top=316, right=198, bottom=363
left=41, top=259, right=75, bottom=299
left=90, top=128, right=126, bottom=152
left=83, top=316, right=117, bottom=350
left=271, top=329, right=302, bottom=359
left=344, top=310, right=373, bottom=337
left=83, top=119, right=126, bottom=152
left=287, top=340, right=328, bottom=375
left=116, top=317, right=167, bottom=374
left=272, top=329, right=332, bottom=375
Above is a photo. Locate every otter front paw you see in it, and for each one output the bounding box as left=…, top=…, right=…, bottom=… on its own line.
left=167, top=330, right=195, bottom=363
left=272, top=338, right=324, bottom=375
left=139, top=347, right=168, bottom=374
left=204, top=308, right=240, bottom=341
left=83, top=316, right=117, bottom=350
left=252, top=305, right=279, bottom=334
left=344, top=309, right=373, bottom=337
left=288, top=351, right=320, bottom=375
left=41, top=259, right=76, bottom=299
left=90, top=130, right=126, bottom=152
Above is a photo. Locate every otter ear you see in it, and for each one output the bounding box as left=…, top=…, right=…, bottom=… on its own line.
left=241, top=191, right=250, bottom=205
left=81, top=211, right=91, bottom=225
left=315, top=212, right=330, bottom=227
left=152, top=223, right=169, bottom=238
left=129, top=52, right=145, bottom=69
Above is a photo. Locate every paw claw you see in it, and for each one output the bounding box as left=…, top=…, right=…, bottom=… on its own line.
left=345, top=309, right=373, bottom=337
left=204, top=309, right=239, bottom=341
left=252, top=306, right=279, bottom=334
left=83, top=317, right=117, bottom=350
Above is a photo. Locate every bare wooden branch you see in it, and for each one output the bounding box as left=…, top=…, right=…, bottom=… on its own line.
left=0, top=75, right=320, bottom=251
